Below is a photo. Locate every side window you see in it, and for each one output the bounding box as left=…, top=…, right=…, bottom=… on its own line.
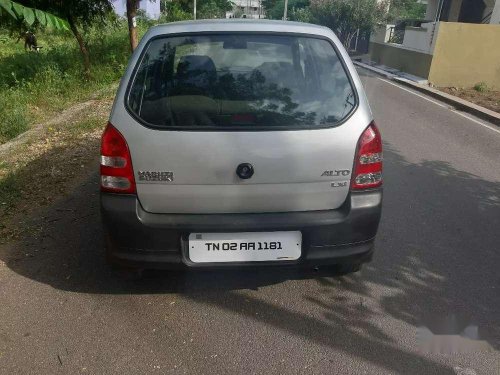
left=307, top=39, right=351, bottom=97
left=297, top=39, right=319, bottom=97
left=128, top=53, right=148, bottom=114
left=128, top=40, right=176, bottom=124
left=301, top=38, right=355, bottom=121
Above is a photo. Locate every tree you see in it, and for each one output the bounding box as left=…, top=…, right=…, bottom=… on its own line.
left=162, top=0, right=232, bottom=21
left=127, top=0, right=233, bottom=51
left=12, top=1, right=113, bottom=76
left=55, top=0, right=113, bottom=75
left=0, top=0, right=69, bottom=30
left=289, top=6, right=312, bottom=22
left=309, top=0, right=388, bottom=47
left=159, top=1, right=192, bottom=22
left=261, top=0, right=278, bottom=18
left=387, top=0, right=426, bottom=21
left=262, top=0, right=309, bottom=20
left=126, top=0, right=139, bottom=51
left=198, top=0, right=232, bottom=19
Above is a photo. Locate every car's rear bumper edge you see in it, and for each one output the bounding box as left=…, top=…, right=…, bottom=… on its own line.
left=101, top=189, right=382, bottom=269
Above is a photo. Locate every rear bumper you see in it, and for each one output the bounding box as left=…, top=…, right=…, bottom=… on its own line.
left=100, top=190, right=382, bottom=269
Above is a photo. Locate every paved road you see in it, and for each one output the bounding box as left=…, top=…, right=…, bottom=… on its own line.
left=1, top=69, right=499, bottom=374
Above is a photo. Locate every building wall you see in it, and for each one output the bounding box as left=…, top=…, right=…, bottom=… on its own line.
left=371, top=25, right=394, bottom=43
left=491, top=0, right=500, bottom=23
left=428, top=22, right=500, bottom=88
left=426, top=0, right=500, bottom=23
left=484, top=0, right=497, bottom=22
left=369, top=42, right=434, bottom=79
left=425, top=0, right=462, bottom=21
left=447, top=0, right=463, bottom=21
left=226, top=0, right=264, bottom=18
left=401, top=22, right=439, bottom=54
left=425, top=0, right=439, bottom=20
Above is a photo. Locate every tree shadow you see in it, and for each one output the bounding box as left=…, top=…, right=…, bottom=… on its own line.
left=1, top=141, right=499, bottom=373
left=366, top=143, right=500, bottom=350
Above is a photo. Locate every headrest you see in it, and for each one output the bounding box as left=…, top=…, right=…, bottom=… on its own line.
left=177, top=55, right=216, bottom=77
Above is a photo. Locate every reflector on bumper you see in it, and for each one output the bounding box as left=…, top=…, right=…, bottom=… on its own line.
left=101, top=175, right=131, bottom=190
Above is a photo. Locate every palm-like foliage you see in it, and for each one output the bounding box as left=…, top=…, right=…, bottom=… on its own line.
left=0, top=0, right=69, bottom=30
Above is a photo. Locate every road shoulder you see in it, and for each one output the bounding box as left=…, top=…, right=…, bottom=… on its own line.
left=354, top=61, right=500, bottom=127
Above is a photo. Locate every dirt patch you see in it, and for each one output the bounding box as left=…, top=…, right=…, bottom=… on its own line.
left=0, top=98, right=113, bottom=243
left=440, top=87, right=500, bottom=114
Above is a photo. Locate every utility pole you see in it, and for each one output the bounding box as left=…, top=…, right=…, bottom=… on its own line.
left=283, top=0, right=288, bottom=20
left=194, top=0, right=197, bottom=19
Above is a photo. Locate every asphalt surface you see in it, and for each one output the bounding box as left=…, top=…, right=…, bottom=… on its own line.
left=1, top=68, right=499, bottom=374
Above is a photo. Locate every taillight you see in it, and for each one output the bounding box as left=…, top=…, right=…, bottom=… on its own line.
left=100, top=122, right=136, bottom=194
left=351, top=122, right=383, bottom=190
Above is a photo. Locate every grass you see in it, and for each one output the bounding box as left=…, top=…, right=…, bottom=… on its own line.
left=0, top=21, right=135, bottom=144
left=0, top=20, right=159, bottom=241
left=0, top=98, right=114, bottom=241
left=441, top=85, right=500, bottom=114
left=473, top=82, right=488, bottom=93
left=0, top=172, right=21, bottom=213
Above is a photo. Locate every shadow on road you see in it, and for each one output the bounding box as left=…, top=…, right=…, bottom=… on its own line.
left=1, top=141, right=499, bottom=373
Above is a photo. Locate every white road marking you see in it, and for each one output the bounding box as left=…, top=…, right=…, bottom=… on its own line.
left=374, top=76, right=500, bottom=136
left=453, top=366, right=477, bottom=375
left=452, top=110, right=500, bottom=134
left=378, top=78, right=448, bottom=108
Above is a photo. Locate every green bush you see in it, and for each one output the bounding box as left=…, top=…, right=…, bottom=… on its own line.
left=473, top=82, right=488, bottom=93
left=0, top=89, right=29, bottom=142
left=159, top=3, right=192, bottom=23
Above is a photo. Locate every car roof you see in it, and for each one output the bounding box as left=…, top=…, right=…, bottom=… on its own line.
left=146, top=19, right=333, bottom=39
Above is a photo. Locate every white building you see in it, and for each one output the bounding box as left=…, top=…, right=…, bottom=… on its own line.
left=112, top=0, right=161, bottom=20
left=226, top=0, right=265, bottom=19
left=369, top=0, right=500, bottom=88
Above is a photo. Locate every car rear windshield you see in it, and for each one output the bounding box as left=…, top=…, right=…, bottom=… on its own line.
left=127, top=33, right=356, bottom=130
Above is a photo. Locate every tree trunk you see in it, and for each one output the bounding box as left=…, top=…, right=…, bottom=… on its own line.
left=127, top=0, right=139, bottom=52
left=68, top=16, right=91, bottom=77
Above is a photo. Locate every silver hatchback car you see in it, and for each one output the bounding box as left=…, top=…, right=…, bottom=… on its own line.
left=100, top=20, right=382, bottom=274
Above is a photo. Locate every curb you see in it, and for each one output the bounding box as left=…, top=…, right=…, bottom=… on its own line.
left=353, top=61, right=500, bottom=127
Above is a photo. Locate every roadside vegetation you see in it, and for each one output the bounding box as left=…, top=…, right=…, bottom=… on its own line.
left=0, top=93, right=114, bottom=242
left=0, top=0, right=229, bottom=237
left=0, top=24, right=130, bottom=143
left=0, top=16, right=152, bottom=237
left=473, top=82, right=489, bottom=93
left=441, top=85, right=500, bottom=114
left=0, top=13, right=135, bottom=234
left=0, top=0, right=235, bottom=144
left=262, top=0, right=426, bottom=47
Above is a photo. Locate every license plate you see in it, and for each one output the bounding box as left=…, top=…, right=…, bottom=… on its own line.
left=188, top=231, right=302, bottom=263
